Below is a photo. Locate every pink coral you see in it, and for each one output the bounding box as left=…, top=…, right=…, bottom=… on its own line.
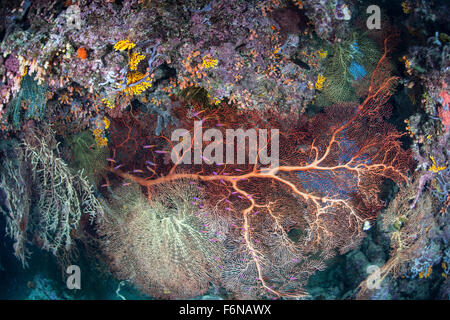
left=438, top=107, right=450, bottom=132
left=4, top=55, right=20, bottom=73
left=439, top=82, right=450, bottom=107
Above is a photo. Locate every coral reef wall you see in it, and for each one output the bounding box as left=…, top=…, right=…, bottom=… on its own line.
left=0, top=0, right=448, bottom=300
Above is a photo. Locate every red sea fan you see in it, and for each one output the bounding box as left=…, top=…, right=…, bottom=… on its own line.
left=103, top=37, right=412, bottom=299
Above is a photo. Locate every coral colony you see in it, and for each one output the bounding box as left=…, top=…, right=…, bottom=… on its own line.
left=0, top=0, right=448, bottom=302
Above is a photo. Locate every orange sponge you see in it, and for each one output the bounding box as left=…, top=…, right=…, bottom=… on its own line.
left=77, top=47, right=88, bottom=60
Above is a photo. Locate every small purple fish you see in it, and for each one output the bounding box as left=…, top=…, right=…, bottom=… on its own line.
left=106, top=158, right=116, bottom=162
left=143, top=145, right=155, bottom=149
left=155, top=150, right=168, bottom=154
left=145, top=160, right=156, bottom=166
left=192, top=110, right=203, bottom=117
left=113, top=164, right=123, bottom=170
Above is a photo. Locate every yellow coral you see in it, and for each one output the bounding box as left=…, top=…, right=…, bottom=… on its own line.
left=118, top=71, right=153, bottom=96
left=317, top=49, right=328, bottom=59
left=101, top=97, right=115, bottom=109
left=103, top=117, right=110, bottom=130
left=425, top=265, right=432, bottom=278
left=126, top=71, right=147, bottom=85
left=129, top=52, right=146, bottom=71
left=92, top=128, right=102, bottom=137
left=112, top=41, right=153, bottom=96
left=122, top=80, right=153, bottom=96
left=92, top=128, right=108, bottom=147
left=429, top=156, right=446, bottom=173
left=315, top=74, right=325, bottom=90
left=114, top=39, right=136, bottom=51
left=201, top=55, right=218, bottom=69
left=419, top=265, right=433, bottom=279
left=402, top=1, right=411, bottom=14
left=95, top=136, right=108, bottom=147
left=21, top=66, right=29, bottom=78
